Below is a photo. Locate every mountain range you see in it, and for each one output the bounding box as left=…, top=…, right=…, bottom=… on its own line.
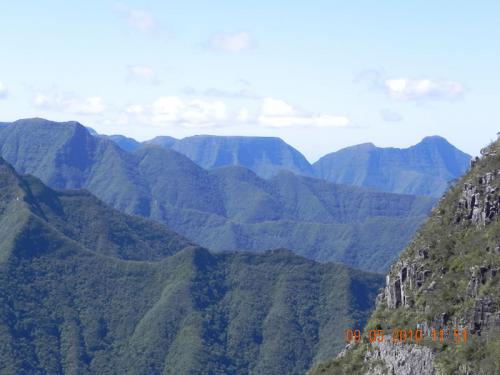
left=152, top=135, right=315, bottom=179
left=310, top=140, right=500, bottom=374
left=105, top=132, right=470, bottom=198
left=0, top=157, right=383, bottom=374
left=313, top=137, right=471, bottom=197
left=0, top=118, right=437, bottom=271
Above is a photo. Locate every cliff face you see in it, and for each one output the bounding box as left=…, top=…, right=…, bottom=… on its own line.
left=380, top=147, right=500, bottom=333
left=310, top=141, right=500, bottom=375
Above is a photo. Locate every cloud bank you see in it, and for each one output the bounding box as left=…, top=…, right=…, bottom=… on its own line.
left=121, top=96, right=348, bottom=129
left=384, top=78, right=464, bottom=101
left=257, top=98, right=349, bottom=128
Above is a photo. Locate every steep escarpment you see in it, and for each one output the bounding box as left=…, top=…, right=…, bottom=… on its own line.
left=310, top=141, right=500, bottom=375
left=0, top=157, right=195, bottom=261
left=0, top=119, right=435, bottom=271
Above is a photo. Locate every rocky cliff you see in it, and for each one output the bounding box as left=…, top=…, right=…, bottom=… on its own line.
left=310, top=141, right=500, bottom=375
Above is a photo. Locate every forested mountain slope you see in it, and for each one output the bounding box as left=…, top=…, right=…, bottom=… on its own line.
left=0, top=118, right=435, bottom=271
left=0, top=158, right=383, bottom=375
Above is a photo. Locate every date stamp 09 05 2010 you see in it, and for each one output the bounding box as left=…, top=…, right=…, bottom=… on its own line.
left=345, top=328, right=469, bottom=345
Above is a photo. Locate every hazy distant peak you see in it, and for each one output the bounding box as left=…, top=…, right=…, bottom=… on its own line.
left=335, top=142, right=377, bottom=153
left=160, top=134, right=314, bottom=178
left=183, top=134, right=284, bottom=141
left=313, top=135, right=471, bottom=197
left=104, top=134, right=142, bottom=152
left=12, top=117, right=84, bottom=129
left=418, top=135, right=451, bottom=145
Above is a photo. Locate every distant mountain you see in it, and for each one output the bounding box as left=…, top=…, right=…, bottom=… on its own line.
left=313, top=136, right=471, bottom=197
left=310, top=141, right=500, bottom=375
left=150, top=134, right=315, bottom=178
left=0, top=118, right=435, bottom=271
left=0, top=157, right=383, bottom=374
left=103, top=134, right=142, bottom=152
left=118, top=133, right=470, bottom=197
left=145, top=135, right=178, bottom=149
left=85, top=126, right=99, bottom=136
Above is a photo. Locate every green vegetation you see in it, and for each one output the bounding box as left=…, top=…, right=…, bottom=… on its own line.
left=0, top=157, right=383, bottom=374
left=140, top=133, right=470, bottom=200
left=0, top=118, right=436, bottom=271
left=435, top=333, right=500, bottom=375
left=310, top=141, right=499, bottom=375
left=313, top=136, right=471, bottom=197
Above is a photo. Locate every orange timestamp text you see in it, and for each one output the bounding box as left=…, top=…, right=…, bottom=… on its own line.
left=345, top=328, right=468, bottom=345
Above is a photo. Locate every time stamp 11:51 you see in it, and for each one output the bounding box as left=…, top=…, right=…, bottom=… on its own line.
left=345, top=328, right=469, bottom=345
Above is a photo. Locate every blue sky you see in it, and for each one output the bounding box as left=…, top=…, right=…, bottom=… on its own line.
left=1, top=1, right=499, bottom=161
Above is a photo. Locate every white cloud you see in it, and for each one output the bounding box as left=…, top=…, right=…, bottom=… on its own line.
left=384, top=78, right=464, bottom=101
left=257, top=97, right=349, bottom=128
left=261, top=97, right=295, bottom=116
left=356, top=70, right=465, bottom=102
left=33, top=91, right=106, bottom=115
left=209, top=32, right=255, bottom=52
left=380, top=108, right=403, bottom=122
left=120, top=96, right=348, bottom=129
left=74, top=97, right=106, bottom=115
left=116, top=4, right=157, bottom=32
left=0, top=81, right=8, bottom=99
left=127, top=65, right=159, bottom=84
left=236, top=108, right=250, bottom=122
left=151, top=97, right=227, bottom=127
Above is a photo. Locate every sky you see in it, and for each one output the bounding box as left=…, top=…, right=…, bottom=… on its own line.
left=1, top=0, right=499, bottom=162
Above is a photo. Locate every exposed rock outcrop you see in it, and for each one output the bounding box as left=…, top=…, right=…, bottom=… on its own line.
left=468, top=298, right=500, bottom=335
left=378, top=166, right=500, bottom=335
left=456, top=171, right=500, bottom=226
left=365, top=342, right=437, bottom=375
left=466, top=266, right=499, bottom=298
left=380, top=260, right=433, bottom=310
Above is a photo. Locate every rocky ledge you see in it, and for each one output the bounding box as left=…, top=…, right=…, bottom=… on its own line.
left=364, top=342, right=437, bottom=375
left=456, top=170, right=500, bottom=226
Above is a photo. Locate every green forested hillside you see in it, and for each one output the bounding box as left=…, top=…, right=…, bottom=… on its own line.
left=310, top=142, right=500, bottom=375
left=313, top=136, right=471, bottom=197
left=0, top=158, right=383, bottom=375
left=131, top=133, right=470, bottom=198
left=0, top=118, right=435, bottom=271
left=0, top=157, right=194, bottom=261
